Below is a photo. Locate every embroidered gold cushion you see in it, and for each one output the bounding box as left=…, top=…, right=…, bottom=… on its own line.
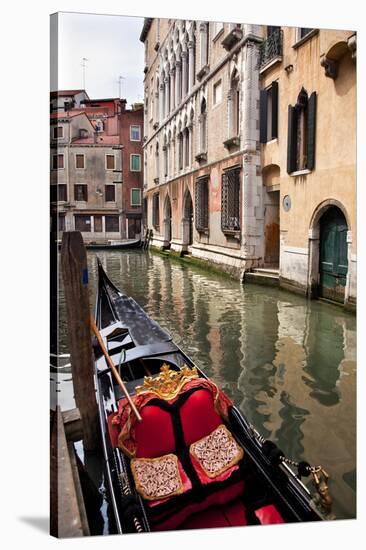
left=189, top=424, right=244, bottom=478
left=131, top=453, right=184, bottom=501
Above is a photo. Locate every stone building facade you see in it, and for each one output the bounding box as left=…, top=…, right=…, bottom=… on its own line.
left=259, top=27, right=356, bottom=306
left=50, top=92, right=143, bottom=242
left=140, top=19, right=264, bottom=278
left=141, top=19, right=356, bottom=307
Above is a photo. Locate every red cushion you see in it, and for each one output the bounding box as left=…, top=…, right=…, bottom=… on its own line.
left=135, top=405, right=175, bottom=458
left=190, top=453, right=240, bottom=486
left=151, top=479, right=245, bottom=531
left=180, top=499, right=248, bottom=530
left=146, top=461, right=192, bottom=507
left=255, top=504, right=284, bottom=525
left=180, top=389, right=222, bottom=446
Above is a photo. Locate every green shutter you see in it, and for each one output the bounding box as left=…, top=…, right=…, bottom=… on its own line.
left=131, top=189, right=141, bottom=205
left=307, top=91, right=317, bottom=171
left=287, top=105, right=297, bottom=174
left=131, top=155, right=140, bottom=171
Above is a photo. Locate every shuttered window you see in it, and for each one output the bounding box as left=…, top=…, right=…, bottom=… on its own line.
left=53, top=126, right=63, bottom=139
left=75, top=154, right=85, bottom=169
left=106, top=154, right=115, bottom=170
left=130, top=154, right=141, bottom=172
left=152, top=193, right=160, bottom=228
left=105, top=185, right=115, bottom=202
left=287, top=88, right=317, bottom=173
left=52, top=154, right=64, bottom=169
left=105, top=215, right=119, bottom=232
left=221, top=167, right=241, bottom=232
left=131, top=188, right=141, bottom=206
left=260, top=81, right=278, bottom=143
left=195, top=176, right=209, bottom=232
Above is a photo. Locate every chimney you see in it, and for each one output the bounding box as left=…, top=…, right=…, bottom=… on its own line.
left=120, top=99, right=127, bottom=112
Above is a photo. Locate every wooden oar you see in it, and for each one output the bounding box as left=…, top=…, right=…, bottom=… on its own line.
left=90, top=315, right=142, bottom=422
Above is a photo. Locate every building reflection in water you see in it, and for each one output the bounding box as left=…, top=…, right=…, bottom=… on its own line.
left=58, top=250, right=356, bottom=520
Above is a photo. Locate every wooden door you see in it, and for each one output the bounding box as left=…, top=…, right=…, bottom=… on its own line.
left=319, top=208, right=348, bottom=302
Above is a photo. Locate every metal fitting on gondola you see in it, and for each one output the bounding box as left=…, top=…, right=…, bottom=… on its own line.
left=310, top=466, right=333, bottom=515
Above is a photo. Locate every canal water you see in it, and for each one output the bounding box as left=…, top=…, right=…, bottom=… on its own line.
left=55, top=249, right=356, bottom=525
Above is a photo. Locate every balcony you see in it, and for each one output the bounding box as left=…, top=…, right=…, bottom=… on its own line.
left=259, top=28, right=283, bottom=73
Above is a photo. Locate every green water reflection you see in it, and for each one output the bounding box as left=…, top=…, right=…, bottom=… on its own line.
left=59, top=249, right=356, bottom=520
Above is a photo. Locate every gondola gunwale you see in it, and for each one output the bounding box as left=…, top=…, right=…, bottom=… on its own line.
left=93, top=259, right=325, bottom=533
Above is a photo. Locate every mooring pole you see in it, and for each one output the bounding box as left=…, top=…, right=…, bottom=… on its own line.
left=61, top=231, right=99, bottom=451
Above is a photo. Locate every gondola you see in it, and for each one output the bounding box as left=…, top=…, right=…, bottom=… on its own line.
left=85, top=238, right=142, bottom=250
left=92, top=259, right=332, bottom=534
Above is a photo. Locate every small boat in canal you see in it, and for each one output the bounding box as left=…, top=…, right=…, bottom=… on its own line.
left=85, top=238, right=142, bottom=250
left=92, top=259, right=332, bottom=534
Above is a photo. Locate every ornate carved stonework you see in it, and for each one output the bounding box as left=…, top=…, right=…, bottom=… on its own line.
left=320, top=55, right=338, bottom=79
left=347, top=33, right=356, bottom=61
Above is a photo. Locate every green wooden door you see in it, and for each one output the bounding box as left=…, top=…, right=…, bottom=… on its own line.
left=319, top=207, right=348, bottom=303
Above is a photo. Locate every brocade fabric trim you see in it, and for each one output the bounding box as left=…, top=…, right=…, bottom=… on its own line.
left=189, top=424, right=244, bottom=478
left=131, top=453, right=184, bottom=501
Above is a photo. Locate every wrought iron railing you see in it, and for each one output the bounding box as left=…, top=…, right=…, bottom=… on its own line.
left=259, top=28, right=283, bottom=69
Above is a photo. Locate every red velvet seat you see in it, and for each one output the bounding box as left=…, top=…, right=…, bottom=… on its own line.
left=108, top=387, right=246, bottom=530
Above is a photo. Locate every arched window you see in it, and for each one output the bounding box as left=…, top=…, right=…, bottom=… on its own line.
left=155, top=141, right=160, bottom=182
left=178, top=126, right=184, bottom=171
left=155, top=77, right=160, bottom=122
left=161, top=71, right=166, bottom=119
left=287, top=87, right=317, bottom=173
left=184, top=126, right=190, bottom=167
left=229, top=71, right=240, bottom=137
left=200, top=98, right=207, bottom=153
left=163, top=135, right=168, bottom=177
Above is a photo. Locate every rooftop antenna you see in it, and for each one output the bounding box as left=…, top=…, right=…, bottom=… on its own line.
left=81, top=57, right=88, bottom=90
left=118, top=75, right=125, bottom=99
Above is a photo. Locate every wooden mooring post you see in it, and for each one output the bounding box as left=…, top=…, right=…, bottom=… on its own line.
left=61, top=231, right=99, bottom=451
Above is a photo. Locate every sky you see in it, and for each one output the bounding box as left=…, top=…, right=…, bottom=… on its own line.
left=55, top=12, right=145, bottom=107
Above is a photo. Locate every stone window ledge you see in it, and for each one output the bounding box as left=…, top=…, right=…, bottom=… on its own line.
left=290, top=169, right=311, bottom=177
left=259, top=56, right=283, bottom=74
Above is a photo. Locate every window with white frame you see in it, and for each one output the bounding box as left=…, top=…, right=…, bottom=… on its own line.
left=131, top=188, right=141, bottom=206
left=53, top=126, right=64, bottom=139
left=106, top=154, right=115, bottom=170
left=213, top=80, right=222, bottom=105
left=105, top=185, right=115, bottom=202
left=130, top=125, right=141, bottom=141
left=52, top=154, right=64, bottom=170
left=130, top=154, right=141, bottom=172
left=75, top=154, right=85, bottom=169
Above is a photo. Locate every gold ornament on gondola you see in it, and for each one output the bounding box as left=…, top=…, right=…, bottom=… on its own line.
left=135, top=363, right=199, bottom=400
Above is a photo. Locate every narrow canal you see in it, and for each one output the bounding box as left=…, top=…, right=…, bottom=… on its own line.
left=55, top=249, right=356, bottom=525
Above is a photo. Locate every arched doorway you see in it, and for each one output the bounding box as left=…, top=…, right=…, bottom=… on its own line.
left=319, top=207, right=348, bottom=302
left=182, top=190, right=193, bottom=248
left=163, top=194, right=172, bottom=248
left=262, top=164, right=280, bottom=267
